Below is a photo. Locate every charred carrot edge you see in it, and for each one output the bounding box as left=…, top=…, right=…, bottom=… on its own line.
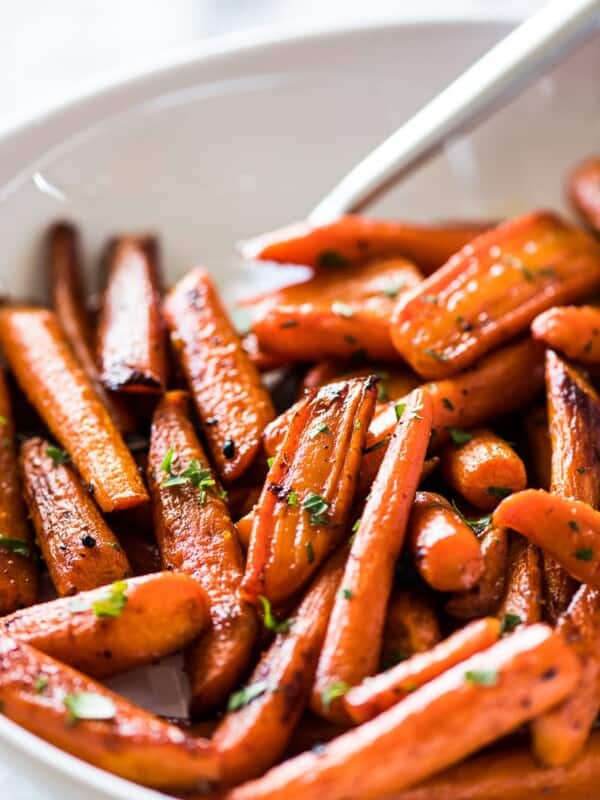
left=164, top=267, right=275, bottom=483
left=0, top=635, right=218, bottom=791
left=241, top=215, right=487, bottom=274
left=311, top=390, right=432, bottom=723
left=97, top=235, right=167, bottom=393
left=440, top=428, right=527, bottom=513
left=224, top=626, right=579, bottom=800
left=498, top=534, right=543, bottom=626
left=522, top=404, right=551, bottom=490
left=380, top=587, right=441, bottom=667
left=532, top=306, right=600, bottom=364
left=20, top=437, right=131, bottom=596
left=567, top=156, right=600, bottom=233
left=345, top=617, right=501, bottom=724
left=214, top=548, right=346, bottom=785
left=407, top=491, right=483, bottom=593
left=148, top=390, right=258, bottom=714
left=45, top=222, right=136, bottom=434
left=241, top=332, right=289, bottom=372
left=0, top=307, right=147, bottom=512
left=242, top=378, right=376, bottom=606
left=1, top=572, right=208, bottom=678
left=391, top=212, right=600, bottom=379
left=446, top=527, right=508, bottom=620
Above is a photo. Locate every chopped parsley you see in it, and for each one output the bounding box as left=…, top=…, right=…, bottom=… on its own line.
left=287, top=491, right=298, bottom=507
left=309, top=421, right=331, bottom=438
left=321, top=681, right=350, bottom=709
left=161, top=451, right=221, bottom=503
left=306, top=541, right=315, bottom=564
left=303, top=493, right=329, bottom=526
left=46, top=446, right=69, bottom=466
left=258, top=595, right=293, bottom=634
left=394, top=402, right=406, bottom=421
left=568, top=520, right=579, bottom=532
left=424, top=348, right=447, bottom=363
left=340, top=588, right=353, bottom=600
left=317, top=250, right=348, bottom=269
left=377, top=383, right=389, bottom=403
left=92, top=580, right=128, bottom=619
left=227, top=681, right=269, bottom=711
left=63, top=692, right=116, bottom=722
left=448, top=427, right=472, bottom=445
left=465, top=669, right=498, bottom=686
left=486, top=486, right=512, bottom=499
left=451, top=502, right=491, bottom=535
left=267, top=456, right=275, bottom=469
left=352, top=518, right=361, bottom=533
left=500, top=613, right=522, bottom=634
left=575, top=548, right=593, bottom=561
left=382, top=283, right=404, bottom=299
left=34, top=675, right=49, bottom=694
left=363, top=439, right=386, bottom=455
left=0, top=536, right=30, bottom=557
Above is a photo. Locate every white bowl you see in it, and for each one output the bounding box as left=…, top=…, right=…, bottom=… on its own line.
left=0, top=16, right=598, bottom=800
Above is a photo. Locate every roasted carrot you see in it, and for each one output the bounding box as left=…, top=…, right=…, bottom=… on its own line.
left=242, top=378, right=376, bottom=606
left=97, top=235, right=167, bottom=393
left=440, top=429, right=527, bottom=512
left=241, top=215, right=488, bottom=274
left=225, top=625, right=579, bottom=800
left=45, top=222, right=136, bottom=434
left=148, top=391, right=258, bottom=714
left=242, top=332, right=288, bottom=372
left=568, top=155, right=600, bottom=233
left=311, top=390, right=432, bottom=722
left=300, top=361, right=421, bottom=406
left=532, top=305, right=600, bottom=364
left=164, top=268, right=275, bottom=483
left=345, top=617, right=501, bottom=724
left=380, top=586, right=441, bottom=667
left=391, top=212, right=600, bottom=379
left=0, top=307, right=147, bottom=512
left=0, top=635, right=218, bottom=791
left=214, top=548, right=345, bottom=785
left=20, top=437, right=131, bottom=596
left=498, top=534, right=543, bottom=625
left=446, top=527, right=508, bottom=620
left=1, top=572, right=208, bottom=678
left=407, top=492, right=483, bottom=592
left=522, top=404, right=551, bottom=489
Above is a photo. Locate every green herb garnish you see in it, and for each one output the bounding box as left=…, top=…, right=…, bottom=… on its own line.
left=46, top=446, right=69, bottom=466
left=0, top=536, right=30, bottom=557
left=448, top=427, right=472, bottom=445
left=465, top=669, right=498, bottom=686
left=500, top=613, right=522, bottom=634
left=92, top=580, right=128, bottom=619
left=575, top=548, right=594, bottom=561
left=227, top=681, right=269, bottom=712
left=258, top=595, right=293, bottom=634
left=486, top=486, right=512, bottom=499
left=303, top=493, right=329, bottom=526
left=317, top=250, right=348, bottom=269
left=63, top=692, right=116, bottom=722
left=306, top=541, right=315, bottom=564
left=321, top=681, right=350, bottom=709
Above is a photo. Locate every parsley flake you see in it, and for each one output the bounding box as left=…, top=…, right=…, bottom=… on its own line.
left=303, top=493, right=329, bottom=526
left=500, top=613, right=522, bottom=634
left=318, top=250, right=348, bottom=269
left=394, top=402, right=406, bottom=421
left=322, top=681, right=350, bottom=709
left=46, top=446, right=69, bottom=466
left=465, top=669, right=498, bottom=686
left=306, top=541, right=315, bottom=564
left=259, top=595, right=293, bottom=634
left=448, top=427, right=472, bottom=445
left=0, top=536, right=30, bottom=557
left=575, top=548, right=594, bottom=561
left=92, top=580, right=128, bottom=619
left=227, top=681, right=269, bottom=711
left=63, top=692, right=116, bottom=722
left=486, top=486, right=512, bottom=499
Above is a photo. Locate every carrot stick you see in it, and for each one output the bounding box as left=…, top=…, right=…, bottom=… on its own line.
left=0, top=634, right=218, bottom=791
left=446, top=527, right=508, bottom=620
left=380, top=587, right=441, bottom=667
left=224, top=625, right=580, bottom=800
left=163, top=268, right=275, bottom=483
left=148, top=390, right=258, bottom=714
left=345, top=617, right=501, bottom=724
left=532, top=305, right=600, bottom=364
left=214, top=548, right=346, bottom=785
left=97, top=235, right=167, bottom=393
left=391, top=212, right=600, bottom=379
left=1, top=572, right=208, bottom=678
left=20, top=437, right=131, bottom=596
left=242, top=378, right=376, bottom=606
left=311, top=390, right=432, bottom=722
left=567, top=155, right=600, bottom=233
left=497, top=534, right=543, bottom=626
left=0, top=307, right=148, bottom=512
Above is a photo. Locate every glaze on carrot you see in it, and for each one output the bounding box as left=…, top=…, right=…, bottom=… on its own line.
left=446, top=527, right=508, bottom=620
left=498, top=534, right=543, bottom=626
left=300, top=361, right=421, bottom=407
left=532, top=305, right=600, bottom=364
left=380, top=587, right=441, bottom=668
left=568, top=155, right=600, bottom=233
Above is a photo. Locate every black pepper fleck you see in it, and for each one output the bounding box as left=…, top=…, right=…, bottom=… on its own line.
left=81, top=535, right=96, bottom=549
left=223, top=439, right=236, bottom=459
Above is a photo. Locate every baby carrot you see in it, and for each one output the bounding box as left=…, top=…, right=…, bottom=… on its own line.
left=522, top=404, right=551, bottom=489
left=380, top=587, right=441, bottom=667
left=446, top=527, right=508, bottom=620
left=532, top=305, right=600, bottom=364
left=497, top=534, right=543, bottom=626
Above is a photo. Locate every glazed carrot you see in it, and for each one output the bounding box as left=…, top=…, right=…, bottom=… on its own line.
left=1, top=572, right=208, bottom=678
left=45, top=222, right=136, bottom=434
left=241, top=215, right=487, bottom=274
left=380, top=587, right=441, bottom=667
left=225, top=625, right=579, bottom=800
left=250, top=258, right=422, bottom=362
left=391, top=212, right=600, bottom=379
left=522, top=404, right=551, bottom=489
left=345, top=618, right=501, bottom=724
left=300, top=361, right=421, bottom=406
left=0, top=307, right=147, bottom=512
left=311, top=390, right=432, bottom=722
left=214, top=548, right=345, bottom=785
left=407, top=492, right=483, bottom=592
left=148, top=391, right=258, bottom=714
left=446, top=527, right=508, bottom=620
left=20, top=437, right=131, bottom=596
left=568, top=155, right=600, bottom=232
left=235, top=509, right=254, bottom=551
left=498, top=534, right=543, bottom=625
left=533, top=305, right=600, bottom=364
left=164, top=268, right=275, bottom=483
left=242, top=378, right=376, bottom=606
left=0, top=635, right=218, bottom=791
left=97, top=235, right=167, bottom=393
left=241, top=332, right=288, bottom=372
left=440, top=429, right=527, bottom=512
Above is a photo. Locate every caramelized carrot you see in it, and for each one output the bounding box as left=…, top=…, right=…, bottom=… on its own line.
left=97, top=235, right=167, bottom=393
left=311, top=390, right=432, bottom=722
left=214, top=548, right=345, bottom=785
left=0, top=635, right=218, bottom=791
left=522, top=404, right=551, bottom=489
left=225, top=625, right=579, bottom=800
left=568, top=155, right=600, bottom=232
left=533, top=305, right=600, bottom=364
left=380, top=587, right=441, bottom=667
left=391, top=212, right=600, bottom=378
left=20, top=437, right=131, bottom=596
left=440, top=429, right=526, bottom=512
left=0, top=307, right=147, bottom=512
left=148, top=391, right=258, bottom=714
left=1, top=572, right=208, bottom=678
left=446, top=527, right=508, bottom=620
left=164, top=268, right=275, bottom=483
left=241, top=215, right=487, bottom=274
left=407, top=492, right=483, bottom=592
left=498, top=534, right=543, bottom=625
left=345, top=618, right=501, bottom=723
left=235, top=508, right=254, bottom=551
left=300, top=361, right=421, bottom=406
left=242, top=378, right=376, bottom=606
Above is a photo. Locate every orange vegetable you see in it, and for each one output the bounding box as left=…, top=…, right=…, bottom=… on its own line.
left=97, top=235, right=167, bottom=393
left=522, top=404, right=551, bottom=489
left=440, top=429, right=527, bottom=512
left=568, top=155, right=600, bottom=232
left=532, top=305, right=600, bottom=364
left=345, top=617, right=501, bottom=724
left=0, top=635, right=218, bottom=791
left=164, top=268, right=275, bottom=483
left=1, top=572, right=208, bottom=678
left=241, top=332, right=288, bottom=372
left=498, top=534, right=543, bottom=625
left=224, top=625, right=579, bottom=800
left=391, top=212, right=600, bottom=379
left=380, top=587, right=441, bottom=667
left=0, top=307, right=148, bottom=512
left=300, top=361, right=421, bottom=406
left=311, top=390, right=432, bottom=722
left=407, top=492, right=483, bottom=592
left=242, top=378, right=376, bottom=606
left=20, top=437, right=131, bottom=596
left=148, top=391, right=258, bottom=714
left=446, top=527, right=508, bottom=620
